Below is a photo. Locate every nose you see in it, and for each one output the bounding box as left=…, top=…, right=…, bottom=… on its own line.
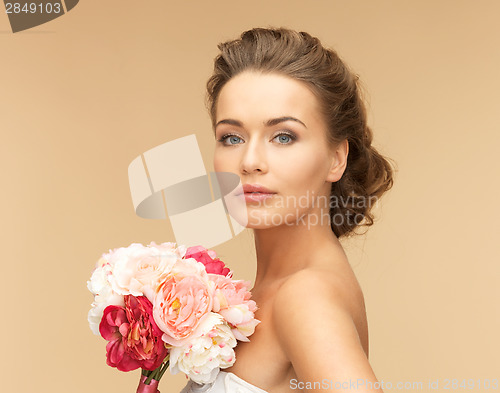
left=240, top=138, right=268, bottom=175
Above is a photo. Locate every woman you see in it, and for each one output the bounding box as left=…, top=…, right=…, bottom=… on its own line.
left=182, top=26, right=395, bottom=393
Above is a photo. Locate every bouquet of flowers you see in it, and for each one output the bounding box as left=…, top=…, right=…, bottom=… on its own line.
left=87, top=242, right=260, bottom=393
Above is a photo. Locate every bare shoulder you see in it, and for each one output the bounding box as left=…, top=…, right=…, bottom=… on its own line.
left=270, top=268, right=379, bottom=391
left=273, top=261, right=365, bottom=317
left=271, top=263, right=369, bottom=358
left=272, top=268, right=353, bottom=321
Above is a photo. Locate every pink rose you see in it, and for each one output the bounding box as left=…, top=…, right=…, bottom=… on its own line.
left=153, top=259, right=214, bottom=346
left=184, top=246, right=231, bottom=276
left=99, top=296, right=168, bottom=372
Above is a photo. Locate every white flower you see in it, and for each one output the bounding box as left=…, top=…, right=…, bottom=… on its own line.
left=107, top=243, right=178, bottom=301
left=87, top=242, right=185, bottom=335
left=87, top=257, right=112, bottom=295
left=219, top=303, right=261, bottom=342
left=149, top=241, right=187, bottom=259
left=169, top=313, right=237, bottom=384
left=87, top=294, right=123, bottom=335
left=87, top=258, right=123, bottom=335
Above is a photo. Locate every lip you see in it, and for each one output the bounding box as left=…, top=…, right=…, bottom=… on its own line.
left=235, top=184, right=277, bottom=204
left=243, top=192, right=275, bottom=203
left=237, top=184, right=277, bottom=195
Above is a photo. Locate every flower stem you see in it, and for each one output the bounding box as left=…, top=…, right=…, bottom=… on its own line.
left=144, top=356, right=170, bottom=385
left=144, top=369, right=156, bottom=385
left=157, top=360, right=170, bottom=380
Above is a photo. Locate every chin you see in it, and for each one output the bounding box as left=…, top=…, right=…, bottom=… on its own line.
left=243, top=209, right=298, bottom=229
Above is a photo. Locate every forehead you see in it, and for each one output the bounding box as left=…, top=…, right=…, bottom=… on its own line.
left=215, top=71, right=322, bottom=124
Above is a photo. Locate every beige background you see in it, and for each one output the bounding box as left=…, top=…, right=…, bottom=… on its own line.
left=1, top=1, right=498, bottom=392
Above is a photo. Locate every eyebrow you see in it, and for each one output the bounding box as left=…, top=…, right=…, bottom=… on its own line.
left=215, top=116, right=307, bottom=129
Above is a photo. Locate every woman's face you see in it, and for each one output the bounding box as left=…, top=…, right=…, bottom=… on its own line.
left=214, top=71, right=345, bottom=229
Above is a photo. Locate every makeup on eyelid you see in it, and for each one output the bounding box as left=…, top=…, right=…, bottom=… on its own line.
left=216, top=131, right=298, bottom=145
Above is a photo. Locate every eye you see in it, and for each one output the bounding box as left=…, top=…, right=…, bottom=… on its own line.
left=217, top=133, right=243, bottom=146
left=273, top=132, right=296, bottom=145
left=216, top=131, right=297, bottom=146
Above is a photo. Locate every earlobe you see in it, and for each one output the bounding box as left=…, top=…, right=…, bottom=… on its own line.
left=326, top=139, right=348, bottom=183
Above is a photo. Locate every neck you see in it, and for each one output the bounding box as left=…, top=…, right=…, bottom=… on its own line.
left=252, top=209, right=339, bottom=290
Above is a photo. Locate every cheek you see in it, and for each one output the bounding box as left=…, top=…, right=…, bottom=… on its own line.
left=277, top=150, right=327, bottom=191
left=213, top=156, right=221, bottom=172
left=213, top=150, right=230, bottom=173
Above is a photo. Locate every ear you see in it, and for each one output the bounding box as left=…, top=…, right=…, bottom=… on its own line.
left=326, top=139, right=349, bottom=183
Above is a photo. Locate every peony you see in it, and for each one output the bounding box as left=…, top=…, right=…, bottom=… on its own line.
left=153, top=258, right=215, bottom=346
left=107, top=243, right=179, bottom=301
left=87, top=257, right=114, bottom=296
left=87, top=257, right=124, bottom=335
left=184, top=246, right=231, bottom=276
left=149, top=241, right=187, bottom=259
left=169, top=313, right=237, bottom=384
left=210, top=276, right=252, bottom=311
left=88, top=241, right=261, bottom=389
left=99, top=295, right=168, bottom=372
left=219, top=304, right=260, bottom=342
left=210, top=275, right=260, bottom=342
left=88, top=297, right=124, bottom=336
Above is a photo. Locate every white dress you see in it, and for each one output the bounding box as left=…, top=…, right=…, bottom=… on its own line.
left=180, top=371, right=268, bottom=393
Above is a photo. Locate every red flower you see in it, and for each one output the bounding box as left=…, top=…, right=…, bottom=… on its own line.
left=99, top=296, right=168, bottom=372
left=184, top=246, right=231, bottom=276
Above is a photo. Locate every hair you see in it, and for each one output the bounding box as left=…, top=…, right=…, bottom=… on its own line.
left=206, top=26, right=396, bottom=238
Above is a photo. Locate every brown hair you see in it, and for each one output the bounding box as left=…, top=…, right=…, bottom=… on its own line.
left=206, top=27, right=396, bottom=238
